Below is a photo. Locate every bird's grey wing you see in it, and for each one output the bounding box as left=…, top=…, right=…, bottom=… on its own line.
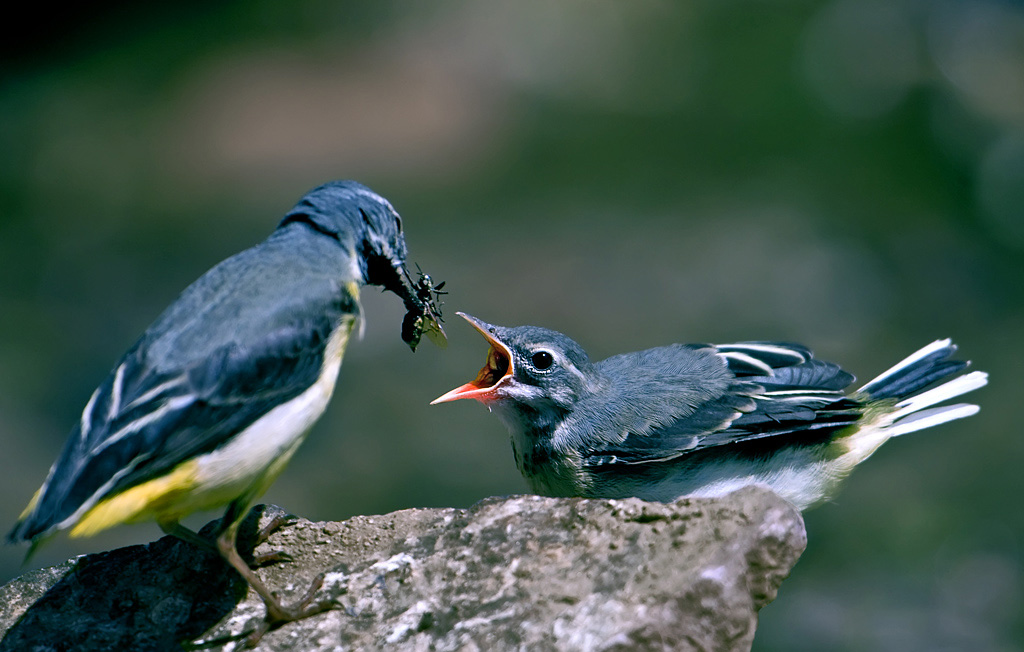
left=10, top=290, right=352, bottom=541
left=582, top=342, right=862, bottom=468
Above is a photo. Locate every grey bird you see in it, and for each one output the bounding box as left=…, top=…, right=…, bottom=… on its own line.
left=8, top=180, right=445, bottom=645
left=433, top=313, right=987, bottom=510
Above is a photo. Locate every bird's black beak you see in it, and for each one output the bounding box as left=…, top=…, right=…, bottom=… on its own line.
left=431, top=312, right=512, bottom=404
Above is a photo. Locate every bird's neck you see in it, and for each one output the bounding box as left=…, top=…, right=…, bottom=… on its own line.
left=270, top=222, right=373, bottom=285
left=494, top=399, right=586, bottom=496
left=494, top=399, right=566, bottom=440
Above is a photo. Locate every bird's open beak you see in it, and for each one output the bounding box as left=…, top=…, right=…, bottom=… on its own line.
left=431, top=312, right=513, bottom=404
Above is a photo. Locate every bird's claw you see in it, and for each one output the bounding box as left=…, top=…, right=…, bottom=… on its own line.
left=244, top=574, right=336, bottom=647
left=246, top=512, right=298, bottom=567
left=254, top=513, right=297, bottom=546
left=251, top=549, right=293, bottom=567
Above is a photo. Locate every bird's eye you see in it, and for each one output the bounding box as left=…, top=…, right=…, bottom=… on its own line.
left=531, top=350, right=554, bottom=370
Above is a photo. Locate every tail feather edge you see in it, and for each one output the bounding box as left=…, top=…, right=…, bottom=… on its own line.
left=858, top=340, right=987, bottom=438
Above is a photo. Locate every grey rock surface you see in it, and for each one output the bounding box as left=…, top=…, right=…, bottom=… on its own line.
left=0, top=486, right=805, bottom=651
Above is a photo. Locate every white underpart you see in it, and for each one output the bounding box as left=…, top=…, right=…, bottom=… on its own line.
left=656, top=447, right=835, bottom=512
left=189, top=317, right=354, bottom=511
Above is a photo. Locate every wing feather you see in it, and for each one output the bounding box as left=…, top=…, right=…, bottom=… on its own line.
left=581, top=341, right=862, bottom=469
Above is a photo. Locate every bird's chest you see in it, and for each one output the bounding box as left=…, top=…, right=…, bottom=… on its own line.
left=503, top=418, right=583, bottom=498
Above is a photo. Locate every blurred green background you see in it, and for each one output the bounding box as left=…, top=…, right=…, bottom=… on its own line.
left=1, top=1, right=1021, bottom=649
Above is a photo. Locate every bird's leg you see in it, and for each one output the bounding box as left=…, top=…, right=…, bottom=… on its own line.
left=215, top=521, right=334, bottom=647
left=160, top=511, right=294, bottom=568
left=159, top=519, right=274, bottom=568
left=159, top=520, right=218, bottom=555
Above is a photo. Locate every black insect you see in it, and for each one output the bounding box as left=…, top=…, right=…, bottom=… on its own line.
left=400, top=264, right=448, bottom=351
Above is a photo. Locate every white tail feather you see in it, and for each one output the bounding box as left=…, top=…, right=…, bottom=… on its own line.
left=857, top=338, right=952, bottom=394
left=891, top=371, right=989, bottom=419
left=891, top=403, right=980, bottom=437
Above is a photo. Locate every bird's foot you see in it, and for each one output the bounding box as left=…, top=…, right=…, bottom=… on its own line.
left=244, top=573, right=337, bottom=647
left=250, top=513, right=298, bottom=567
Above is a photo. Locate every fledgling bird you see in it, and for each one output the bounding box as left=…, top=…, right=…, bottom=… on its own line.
left=7, top=181, right=445, bottom=645
left=433, top=313, right=987, bottom=510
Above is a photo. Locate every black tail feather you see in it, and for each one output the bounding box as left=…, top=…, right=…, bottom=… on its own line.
left=859, top=341, right=969, bottom=400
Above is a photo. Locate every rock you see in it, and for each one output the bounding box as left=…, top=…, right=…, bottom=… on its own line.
left=0, top=486, right=805, bottom=651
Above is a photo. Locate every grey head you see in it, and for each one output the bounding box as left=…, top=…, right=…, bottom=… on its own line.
left=276, top=180, right=409, bottom=293
left=276, top=180, right=447, bottom=351
left=432, top=313, right=600, bottom=420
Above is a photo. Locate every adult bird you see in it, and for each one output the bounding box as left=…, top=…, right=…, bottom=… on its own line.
left=433, top=313, right=986, bottom=510
left=8, top=181, right=445, bottom=645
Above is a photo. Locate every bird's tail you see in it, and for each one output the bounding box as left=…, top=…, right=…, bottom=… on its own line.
left=856, top=339, right=988, bottom=437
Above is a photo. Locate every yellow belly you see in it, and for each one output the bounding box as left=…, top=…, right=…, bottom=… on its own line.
left=70, top=459, right=201, bottom=537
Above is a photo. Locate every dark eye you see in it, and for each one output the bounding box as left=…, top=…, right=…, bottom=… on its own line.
left=531, top=350, right=554, bottom=370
